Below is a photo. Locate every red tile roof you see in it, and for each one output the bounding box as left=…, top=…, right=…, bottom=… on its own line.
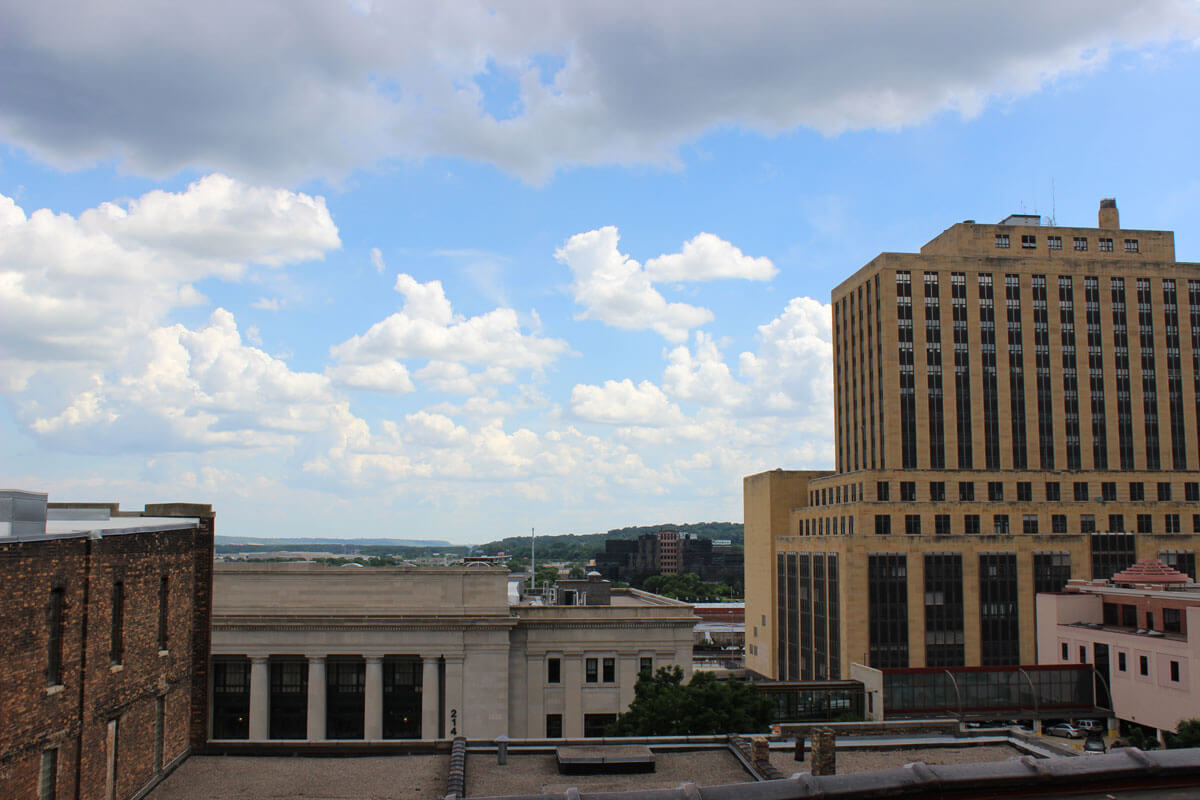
left=1112, top=559, right=1191, bottom=585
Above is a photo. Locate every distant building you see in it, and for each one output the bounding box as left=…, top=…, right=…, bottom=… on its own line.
left=209, top=565, right=695, bottom=740
left=595, top=530, right=743, bottom=584
left=747, top=200, right=1200, bottom=682
left=1038, top=559, right=1200, bottom=740
left=0, top=491, right=214, bottom=800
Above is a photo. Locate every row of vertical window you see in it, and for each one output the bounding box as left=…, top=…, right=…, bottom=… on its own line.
left=46, top=576, right=171, bottom=686
left=874, top=479, right=1197, bottom=503
left=546, top=655, right=646, bottom=684
left=1065, top=643, right=1181, bottom=684
left=995, top=233, right=1138, bottom=253
left=887, top=271, right=1196, bottom=473
left=874, top=512, right=1195, bottom=536
left=776, top=552, right=841, bottom=681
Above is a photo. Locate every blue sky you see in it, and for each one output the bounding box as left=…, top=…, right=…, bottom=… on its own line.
left=1, top=2, right=1198, bottom=543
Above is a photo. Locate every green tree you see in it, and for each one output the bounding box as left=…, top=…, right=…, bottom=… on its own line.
left=1166, top=718, right=1200, bottom=748
left=1124, top=724, right=1161, bottom=750
left=642, top=573, right=730, bottom=602
left=568, top=564, right=587, bottom=579
left=527, top=566, right=560, bottom=590
left=608, top=667, right=773, bottom=736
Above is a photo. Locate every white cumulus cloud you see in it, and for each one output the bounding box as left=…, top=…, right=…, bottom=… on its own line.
left=645, top=233, right=777, bottom=282
left=570, top=379, right=685, bottom=426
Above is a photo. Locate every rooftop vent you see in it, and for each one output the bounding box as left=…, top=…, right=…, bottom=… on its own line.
left=0, top=490, right=48, bottom=538
left=1099, top=198, right=1119, bottom=229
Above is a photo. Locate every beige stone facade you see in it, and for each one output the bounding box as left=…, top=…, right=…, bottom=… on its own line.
left=209, top=563, right=695, bottom=740
left=746, top=202, right=1200, bottom=681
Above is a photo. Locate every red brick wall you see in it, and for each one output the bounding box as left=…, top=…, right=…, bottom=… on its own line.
left=0, top=506, right=213, bottom=800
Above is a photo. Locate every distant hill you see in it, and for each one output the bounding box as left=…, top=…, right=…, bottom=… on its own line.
left=475, top=522, right=743, bottom=563
left=215, top=535, right=452, bottom=548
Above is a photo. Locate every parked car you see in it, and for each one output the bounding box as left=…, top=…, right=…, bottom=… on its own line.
left=1075, top=719, right=1104, bottom=732
left=1083, top=731, right=1107, bottom=753
left=1047, top=723, right=1084, bottom=739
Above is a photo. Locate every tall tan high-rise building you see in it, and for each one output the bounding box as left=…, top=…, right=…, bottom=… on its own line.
left=745, top=200, right=1200, bottom=682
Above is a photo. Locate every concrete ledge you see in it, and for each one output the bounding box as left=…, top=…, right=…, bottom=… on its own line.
left=556, top=745, right=655, bottom=775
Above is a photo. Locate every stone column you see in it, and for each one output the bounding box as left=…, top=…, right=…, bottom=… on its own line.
left=563, top=655, right=582, bottom=738
left=421, top=657, right=440, bottom=739
left=307, top=656, right=326, bottom=741
left=811, top=728, right=836, bottom=776
left=445, top=656, right=465, bottom=737
left=364, top=656, right=383, bottom=740
left=248, top=656, right=269, bottom=740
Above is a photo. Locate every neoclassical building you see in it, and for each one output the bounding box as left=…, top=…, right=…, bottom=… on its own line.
left=209, top=563, right=696, bottom=741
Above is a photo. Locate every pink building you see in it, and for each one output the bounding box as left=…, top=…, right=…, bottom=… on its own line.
left=1037, top=559, right=1200, bottom=741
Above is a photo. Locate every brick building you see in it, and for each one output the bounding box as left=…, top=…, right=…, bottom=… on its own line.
left=0, top=491, right=214, bottom=800
left=746, top=200, right=1200, bottom=681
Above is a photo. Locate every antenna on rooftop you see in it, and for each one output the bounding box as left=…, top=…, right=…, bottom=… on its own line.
left=1050, top=178, right=1057, bottom=227
left=530, top=527, right=535, bottom=585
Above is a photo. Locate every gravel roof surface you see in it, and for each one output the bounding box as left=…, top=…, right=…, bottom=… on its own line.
left=468, top=749, right=752, bottom=796
left=766, top=744, right=1028, bottom=777
left=146, top=755, right=446, bottom=800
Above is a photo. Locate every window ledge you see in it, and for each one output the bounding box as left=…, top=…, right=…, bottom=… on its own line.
left=46, top=684, right=65, bottom=696
left=110, top=663, right=124, bottom=673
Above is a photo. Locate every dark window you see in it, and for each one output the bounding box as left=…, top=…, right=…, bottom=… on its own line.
left=1171, top=661, right=1180, bottom=682
left=897, top=272, right=918, bottom=469
left=1103, top=603, right=1119, bottom=625
left=40, top=748, right=57, bottom=800
left=1074, top=482, right=1089, bottom=501
left=1017, top=482, right=1032, bottom=501
left=924, top=553, right=964, bottom=667
left=1100, top=237, right=1114, bottom=252
left=1052, top=515, right=1068, bottom=533
left=1021, top=234, right=1037, bottom=249
left=930, top=482, right=945, bottom=501
left=547, top=658, right=560, bottom=683
left=269, top=659, right=308, bottom=740
left=1048, top=235, right=1063, bottom=250
left=1080, top=515, right=1096, bottom=533
left=994, top=514, right=1010, bottom=534
left=924, top=272, right=946, bottom=469
left=900, top=481, right=916, bottom=501
left=1165, top=608, right=1183, bottom=633
left=1023, top=515, right=1039, bottom=534
left=110, top=581, right=124, bottom=665
left=585, top=658, right=598, bottom=683
left=584, top=714, right=616, bottom=738
left=905, top=514, right=921, bottom=535
left=1118, top=652, right=1127, bottom=672
left=876, top=481, right=889, bottom=501
left=212, top=658, right=251, bottom=739
left=995, top=234, right=1010, bottom=248
left=1188, top=483, right=1200, bottom=502
left=828, top=554, right=841, bottom=679
left=935, top=514, right=951, bottom=535
left=1101, top=482, right=1117, bottom=501
left=951, top=272, right=974, bottom=468
left=875, top=515, right=891, bottom=535
left=326, top=659, right=365, bottom=739
left=1139, top=655, right=1149, bottom=676
left=1159, top=482, right=1173, bottom=501
left=1005, top=274, right=1029, bottom=469
left=979, top=553, right=1019, bottom=665
left=988, top=481, right=1004, bottom=501
left=1033, top=552, right=1070, bottom=596
left=1045, top=482, right=1060, bottom=501
left=1080, top=646, right=1087, bottom=663
left=546, top=714, right=563, bottom=738
left=868, top=555, right=909, bottom=668
left=1111, top=277, right=1136, bottom=469
left=959, top=481, right=974, bottom=501
left=1166, top=514, right=1181, bottom=533
left=964, top=515, right=980, bottom=534
left=1074, top=237, right=1088, bottom=251
left=1061, top=642, right=1069, bottom=660
left=602, top=658, right=615, bottom=683
left=47, top=588, right=64, bottom=686
left=1092, top=534, right=1137, bottom=580
left=1125, top=239, right=1140, bottom=254
left=639, top=657, right=652, bottom=675
left=382, top=657, right=422, bottom=739
left=1122, top=605, right=1137, bottom=627
left=1195, top=514, right=1200, bottom=533
left=1130, top=482, right=1145, bottom=501
left=1161, top=550, right=1197, bottom=580
left=1138, top=514, right=1153, bottom=533
left=1109, top=514, right=1125, bottom=532
left=157, top=575, right=169, bottom=651
left=1085, top=276, right=1108, bottom=468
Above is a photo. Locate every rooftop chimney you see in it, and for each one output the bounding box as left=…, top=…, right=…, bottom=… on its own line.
left=0, top=490, right=48, bottom=537
left=1099, top=198, right=1119, bottom=229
